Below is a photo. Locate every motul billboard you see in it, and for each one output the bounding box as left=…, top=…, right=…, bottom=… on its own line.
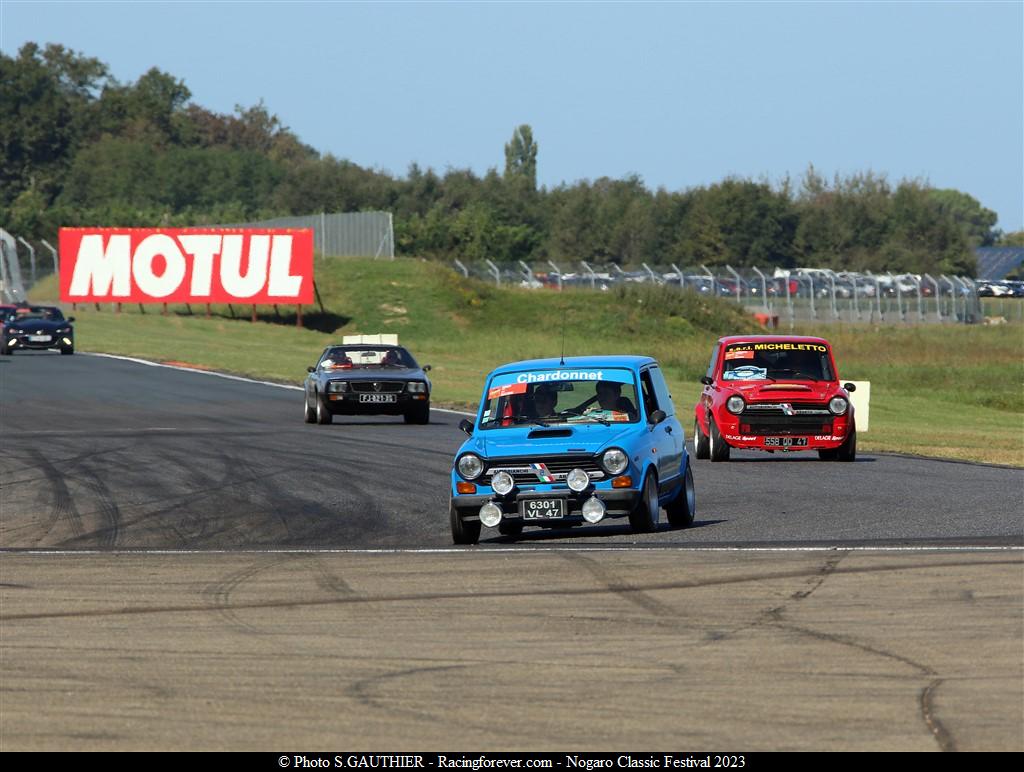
left=58, top=228, right=314, bottom=304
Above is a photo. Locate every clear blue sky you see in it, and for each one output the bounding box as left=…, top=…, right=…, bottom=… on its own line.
left=3, top=0, right=1022, bottom=231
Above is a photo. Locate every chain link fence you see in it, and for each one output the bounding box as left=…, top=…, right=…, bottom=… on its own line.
left=452, top=259, right=1004, bottom=325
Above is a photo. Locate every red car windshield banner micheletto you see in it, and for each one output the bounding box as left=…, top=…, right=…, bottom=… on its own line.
left=58, top=228, right=315, bottom=305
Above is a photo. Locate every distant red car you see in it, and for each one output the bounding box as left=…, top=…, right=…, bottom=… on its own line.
left=693, top=335, right=857, bottom=461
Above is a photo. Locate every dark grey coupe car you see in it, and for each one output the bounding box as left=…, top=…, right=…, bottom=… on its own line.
left=303, top=342, right=432, bottom=425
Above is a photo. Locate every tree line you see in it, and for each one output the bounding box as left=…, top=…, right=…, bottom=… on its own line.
left=3, top=43, right=1016, bottom=277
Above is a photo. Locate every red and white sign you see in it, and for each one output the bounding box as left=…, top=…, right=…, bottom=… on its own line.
left=59, top=228, right=314, bottom=304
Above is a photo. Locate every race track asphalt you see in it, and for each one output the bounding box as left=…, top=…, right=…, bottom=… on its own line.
left=1, top=351, right=1021, bottom=550
left=1, top=351, right=1022, bottom=752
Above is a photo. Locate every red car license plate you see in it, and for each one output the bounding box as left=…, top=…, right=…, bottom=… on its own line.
left=764, top=437, right=809, bottom=447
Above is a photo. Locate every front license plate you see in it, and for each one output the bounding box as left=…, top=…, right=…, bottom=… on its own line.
left=28, top=335, right=51, bottom=342
left=358, top=394, right=397, bottom=404
left=521, top=499, right=566, bottom=520
left=764, top=437, right=809, bottom=447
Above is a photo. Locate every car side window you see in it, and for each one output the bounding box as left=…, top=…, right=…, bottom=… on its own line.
left=706, top=346, right=720, bottom=380
left=649, top=366, right=675, bottom=416
left=640, top=370, right=659, bottom=419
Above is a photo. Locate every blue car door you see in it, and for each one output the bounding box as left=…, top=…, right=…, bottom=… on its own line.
left=640, top=367, right=683, bottom=488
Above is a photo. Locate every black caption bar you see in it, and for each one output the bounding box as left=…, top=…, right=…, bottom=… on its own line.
left=273, top=755, right=757, bottom=770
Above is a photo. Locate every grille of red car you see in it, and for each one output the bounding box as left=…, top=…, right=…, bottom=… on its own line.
left=741, top=403, right=833, bottom=435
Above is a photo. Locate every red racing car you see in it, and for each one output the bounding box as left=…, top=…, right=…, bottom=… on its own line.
left=693, top=335, right=857, bottom=462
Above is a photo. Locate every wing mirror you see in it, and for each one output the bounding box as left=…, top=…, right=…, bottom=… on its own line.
left=67, top=316, right=76, bottom=322
left=423, top=364, right=432, bottom=372
left=459, top=419, right=474, bottom=436
left=843, top=382, right=857, bottom=393
left=700, top=376, right=713, bottom=386
left=649, top=409, right=667, bottom=426
left=307, top=366, right=315, bottom=373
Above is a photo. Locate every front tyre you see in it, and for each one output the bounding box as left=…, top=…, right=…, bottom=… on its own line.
left=450, top=500, right=481, bottom=545
left=60, top=345, right=74, bottom=355
left=694, top=418, right=710, bottom=460
left=303, top=393, right=316, bottom=423
left=835, top=428, right=857, bottom=462
left=404, top=402, right=430, bottom=424
left=315, top=391, right=333, bottom=424
left=666, top=461, right=696, bottom=528
left=709, top=417, right=731, bottom=462
left=628, top=471, right=659, bottom=533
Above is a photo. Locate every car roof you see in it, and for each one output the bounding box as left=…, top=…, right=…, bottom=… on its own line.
left=323, top=343, right=406, bottom=350
left=717, top=335, right=831, bottom=347
left=489, top=355, right=657, bottom=376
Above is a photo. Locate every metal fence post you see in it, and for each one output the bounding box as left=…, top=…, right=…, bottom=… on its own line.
left=581, top=261, right=596, bottom=290
left=518, top=260, right=534, bottom=286
left=785, top=271, right=794, bottom=330
left=701, top=265, right=717, bottom=297
left=923, top=274, right=940, bottom=321
left=642, top=262, right=658, bottom=284
left=751, top=266, right=769, bottom=312
left=41, top=238, right=59, bottom=275
left=798, top=271, right=816, bottom=321
left=484, top=259, right=501, bottom=287
left=16, top=237, right=36, bottom=286
left=725, top=264, right=742, bottom=303
left=821, top=269, right=838, bottom=320
left=671, top=263, right=685, bottom=291
left=546, top=261, right=563, bottom=291
left=453, top=259, right=469, bottom=278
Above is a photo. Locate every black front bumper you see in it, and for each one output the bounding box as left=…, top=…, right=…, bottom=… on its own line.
left=324, top=393, right=427, bottom=415
left=5, top=334, right=71, bottom=350
left=452, top=488, right=641, bottom=523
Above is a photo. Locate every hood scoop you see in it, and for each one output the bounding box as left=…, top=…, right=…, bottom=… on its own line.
left=760, top=384, right=812, bottom=391
left=527, top=429, right=573, bottom=439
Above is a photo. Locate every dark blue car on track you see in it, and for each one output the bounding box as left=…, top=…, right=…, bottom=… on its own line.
left=449, top=355, right=696, bottom=544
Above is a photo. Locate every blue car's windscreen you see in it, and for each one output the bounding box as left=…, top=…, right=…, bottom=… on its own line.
left=479, top=368, right=640, bottom=429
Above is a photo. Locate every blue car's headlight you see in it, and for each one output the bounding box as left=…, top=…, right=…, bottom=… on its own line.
left=601, top=448, right=628, bottom=475
left=407, top=382, right=428, bottom=393
left=327, top=381, right=349, bottom=393
left=457, top=453, right=484, bottom=481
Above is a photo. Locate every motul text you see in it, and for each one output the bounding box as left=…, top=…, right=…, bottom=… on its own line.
left=58, top=228, right=314, bottom=304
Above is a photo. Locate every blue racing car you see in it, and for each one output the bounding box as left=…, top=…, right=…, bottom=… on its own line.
left=449, top=356, right=696, bottom=543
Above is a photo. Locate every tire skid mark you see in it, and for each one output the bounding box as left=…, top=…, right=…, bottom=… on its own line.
left=921, top=679, right=956, bottom=752
left=4, top=556, right=1017, bottom=623
left=201, top=554, right=299, bottom=636
left=752, top=550, right=957, bottom=753
left=62, top=460, right=122, bottom=549
left=309, top=555, right=357, bottom=598
left=561, top=552, right=684, bottom=621
left=26, top=449, right=85, bottom=546
left=345, top=664, right=516, bottom=733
